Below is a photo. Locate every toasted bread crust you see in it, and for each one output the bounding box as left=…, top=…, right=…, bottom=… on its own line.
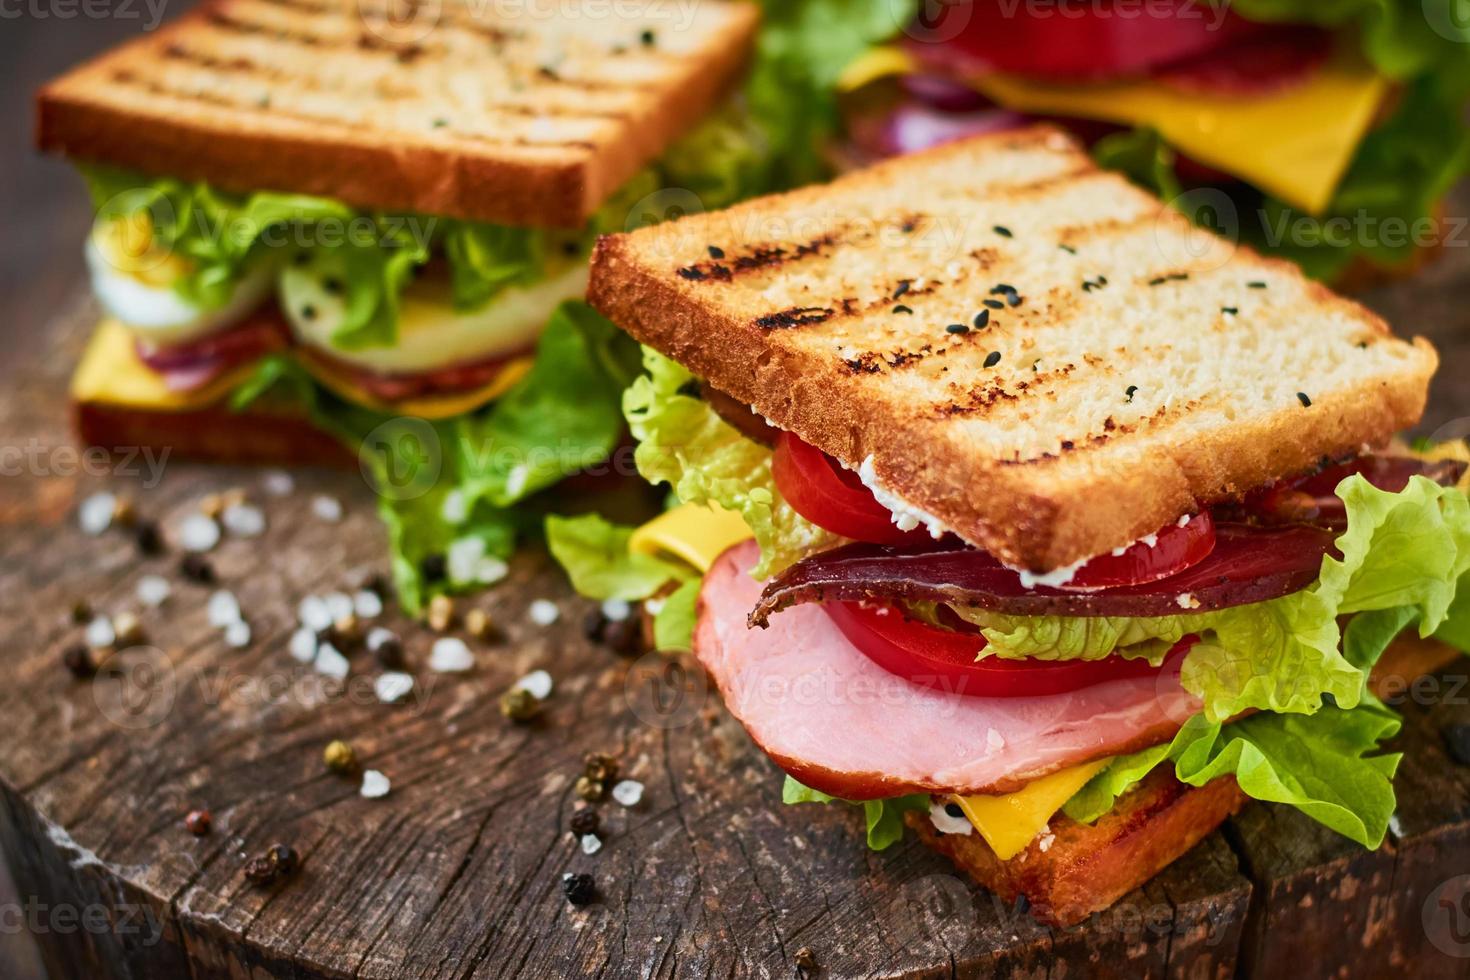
left=590, top=126, right=1437, bottom=570
left=74, top=397, right=354, bottom=467
left=37, top=0, right=758, bottom=228
left=910, top=770, right=1247, bottom=927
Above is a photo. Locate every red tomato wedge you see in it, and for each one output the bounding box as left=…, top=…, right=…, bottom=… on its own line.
left=908, top=0, right=1263, bottom=81
left=1062, top=511, right=1216, bottom=591
left=772, top=431, right=931, bottom=547
left=825, top=600, right=1194, bottom=698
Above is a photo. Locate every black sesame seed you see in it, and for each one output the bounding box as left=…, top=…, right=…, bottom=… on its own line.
left=946, top=323, right=969, bottom=335
left=1221, top=306, right=1238, bottom=315
left=431, top=118, right=450, bottom=129
left=1297, top=392, right=1313, bottom=408
left=292, top=252, right=311, bottom=267
left=984, top=351, right=1001, bottom=368
left=1059, top=244, right=1076, bottom=254
left=562, top=872, right=597, bottom=906
left=892, top=304, right=913, bottom=315
left=972, top=309, right=990, bottom=330
left=893, top=280, right=911, bottom=299
left=1125, top=385, right=1138, bottom=403
left=993, top=225, right=1013, bottom=238
left=989, top=284, right=1015, bottom=296
left=1170, top=272, right=1190, bottom=281
left=983, top=298, right=1005, bottom=310
left=323, top=277, right=343, bottom=295
left=640, top=28, right=656, bottom=46
left=1061, top=440, right=1075, bottom=450
left=300, top=305, right=317, bottom=322
left=1148, top=277, right=1167, bottom=286
left=1005, top=292, right=1022, bottom=307
left=1247, top=280, right=1267, bottom=289
left=1443, top=723, right=1470, bottom=766
left=420, top=553, right=447, bottom=584
left=707, top=245, right=724, bottom=259
left=1097, top=275, right=1108, bottom=286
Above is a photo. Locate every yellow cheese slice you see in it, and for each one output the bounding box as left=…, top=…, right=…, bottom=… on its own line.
left=950, top=758, right=1110, bottom=861
left=296, top=351, right=532, bottom=421
left=71, top=319, right=260, bottom=411
left=73, top=319, right=532, bottom=421
left=628, top=502, right=754, bottom=574
left=838, top=43, right=1387, bottom=216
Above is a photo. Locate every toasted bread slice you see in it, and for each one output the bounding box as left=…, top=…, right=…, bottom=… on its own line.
left=589, top=125, right=1437, bottom=571
left=37, top=0, right=758, bottom=228
left=906, top=636, right=1461, bottom=927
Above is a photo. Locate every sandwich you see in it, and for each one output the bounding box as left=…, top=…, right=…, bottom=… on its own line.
left=821, top=0, right=1470, bottom=284
left=37, top=0, right=762, bottom=607
left=569, top=126, right=1470, bottom=925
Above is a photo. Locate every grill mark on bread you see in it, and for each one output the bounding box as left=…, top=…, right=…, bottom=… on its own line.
left=157, top=41, right=634, bottom=119
left=202, top=8, right=658, bottom=92
left=108, top=69, right=599, bottom=148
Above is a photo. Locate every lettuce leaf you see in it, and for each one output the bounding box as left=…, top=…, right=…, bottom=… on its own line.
left=623, top=347, right=838, bottom=577
left=440, top=221, right=546, bottom=313
left=1064, top=702, right=1403, bottom=848
left=653, top=579, right=703, bottom=651
left=781, top=775, right=929, bottom=851
left=233, top=302, right=639, bottom=613
left=941, top=475, right=1470, bottom=722
left=544, top=513, right=690, bottom=602
left=747, top=0, right=918, bottom=189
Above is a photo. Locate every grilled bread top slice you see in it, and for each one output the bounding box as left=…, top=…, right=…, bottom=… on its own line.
left=37, top=0, right=758, bottom=228
left=589, top=125, right=1438, bottom=572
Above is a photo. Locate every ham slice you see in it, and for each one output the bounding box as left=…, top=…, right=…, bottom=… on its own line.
left=695, top=541, right=1202, bottom=799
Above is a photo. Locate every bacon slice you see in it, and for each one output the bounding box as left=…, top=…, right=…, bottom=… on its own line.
left=695, top=541, right=1200, bottom=798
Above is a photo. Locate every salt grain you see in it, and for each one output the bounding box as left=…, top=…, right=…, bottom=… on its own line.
left=315, top=643, right=350, bottom=679
left=580, top=834, right=602, bottom=855
left=85, top=616, right=116, bottom=650
left=288, top=627, right=318, bottom=663
left=611, top=780, right=644, bottom=807
left=429, top=637, right=474, bottom=673
left=600, top=599, right=632, bottom=622
left=514, top=669, right=553, bottom=700
left=224, top=621, right=252, bottom=648
left=353, top=589, right=384, bottom=619
left=324, top=592, right=354, bottom=622
left=528, top=599, right=560, bottom=626
left=298, top=595, right=332, bottom=632
left=360, top=769, right=391, bottom=799
left=78, top=493, right=116, bottom=536
left=179, top=514, right=221, bottom=553
left=440, top=489, right=468, bottom=524
left=374, top=672, right=415, bottom=704
left=365, top=626, right=397, bottom=652
left=311, top=495, right=344, bottom=523
left=207, top=591, right=242, bottom=628
left=262, top=470, right=295, bottom=497
left=221, top=503, right=266, bottom=538
left=136, top=575, right=172, bottom=608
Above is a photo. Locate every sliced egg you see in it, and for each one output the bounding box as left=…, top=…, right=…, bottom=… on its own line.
left=86, top=234, right=273, bottom=347
left=281, top=255, right=589, bottom=374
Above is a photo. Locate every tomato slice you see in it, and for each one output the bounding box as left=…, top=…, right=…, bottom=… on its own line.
left=908, top=0, right=1263, bottom=81
left=772, top=431, right=930, bottom=547
left=1061, top=512, right=1216, bottom=591
left=825, top=600, right=1192, bottom=698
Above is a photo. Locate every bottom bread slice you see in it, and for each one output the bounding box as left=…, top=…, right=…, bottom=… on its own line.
left=74, top=398, right=354, bottom=468
left=906, top=636, right=1462, bottom=927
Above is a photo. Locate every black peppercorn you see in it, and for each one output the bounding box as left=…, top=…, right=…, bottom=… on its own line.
left=134, top=521, right=164, bottom=556
left=373, top=636, right=405, bottom=671
left=364, top=573, right=391, bottom=598
left=582, top=608, right=608, bottom=642
left=267, top=843, right=299, bottom=877
left=1443, top=723, right=1470, bottom=766
left=184, top=809, right=212, bottom=836
left=562, top=872, right=596, bottom=906
left=420, top=554, right=447, bottom=584
left=602, top=617, right=641, bottom=656
left=179, top=555, right=215, bottom=584
left=62, top=644, right=94, bottom=679
left=570, top=808, right=600, bottom=837
left=70, top=600, right=92, bottom=625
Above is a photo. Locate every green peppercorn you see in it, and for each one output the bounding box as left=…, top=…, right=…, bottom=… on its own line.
left=583, top=753, right=618, bottom=784
left=500, top=687, right=541, bottom=722
left=323, top=739, right=358, bottom=775
left=574, top=776, right=604, bottom=803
